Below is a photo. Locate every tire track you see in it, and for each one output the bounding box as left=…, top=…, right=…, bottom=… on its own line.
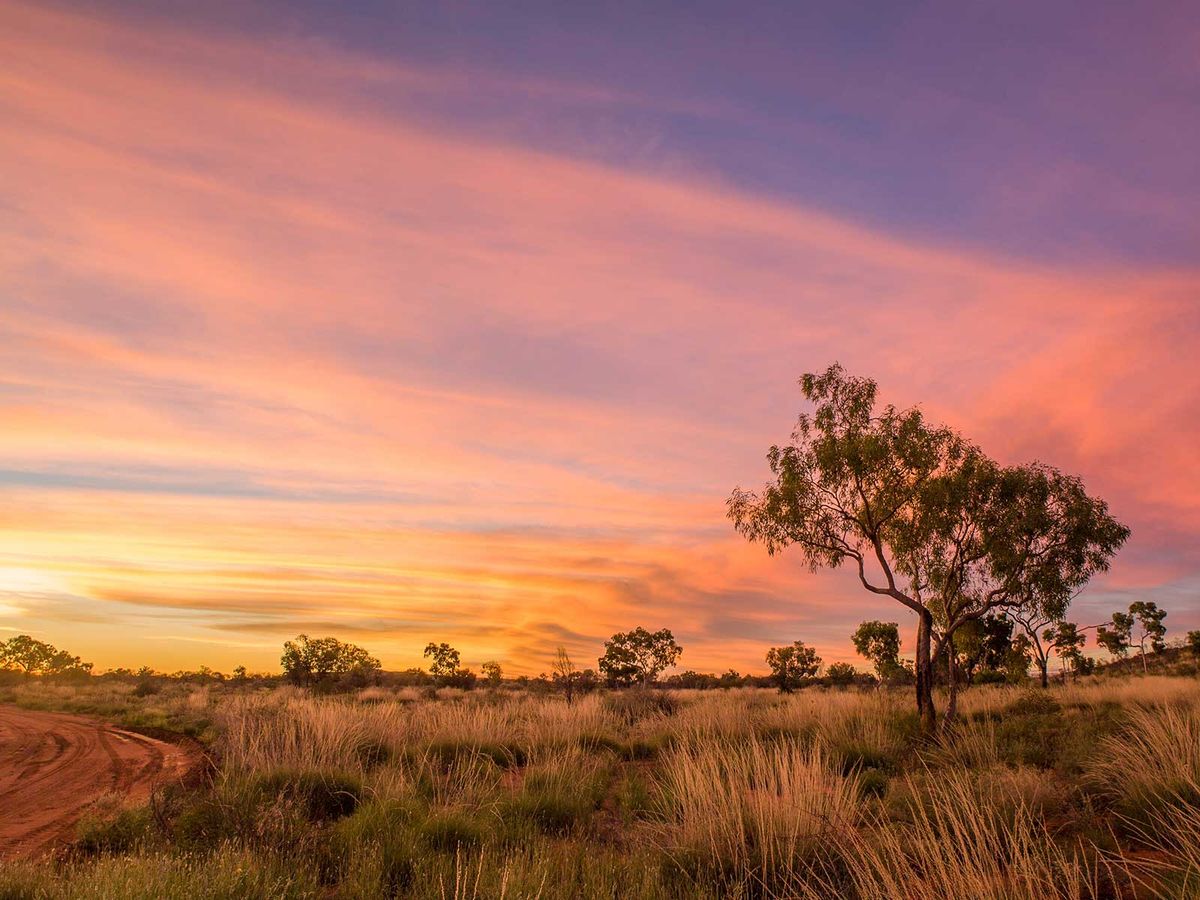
left=0, top=705, right=204, bottom=859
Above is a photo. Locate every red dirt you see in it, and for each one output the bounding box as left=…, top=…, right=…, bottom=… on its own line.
left=0, top=704, right=204, bottom=859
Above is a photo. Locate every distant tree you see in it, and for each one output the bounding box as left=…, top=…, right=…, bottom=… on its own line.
left=955, top=615, right=1013, bottom=683
left=730, top=366, right=1128, bottom=732
left=551, top=647, right=579, bottom=704
left=232, top=665, right=248, bottom=681
left=598, top=627, right=682, bottom=687
left=0, top=635, right=92, bottom=677
left=1096, top=611, right=1134, bottom=662
left=1045, top=622, right=1086, bottom=681
left=1129, top=601, right=1167, bottom=672
left=423, top=642, right=461, bottom=679
left=765, top=641, right=822, bottom=693
left=281, top=635, right=381, bottom=687
left=1187, top=631, right=1200, bottom=668
left=1009, top=608, right=1058, bottom=688
left=481, top=660, right=503, bottom=687
left=851, top=621, right=902, bottom=682
left=1004, top=633, right=1032, bottom=684
left=826, top=661, right=857, bottom=687
left=718, top=669, right=743, bottom=689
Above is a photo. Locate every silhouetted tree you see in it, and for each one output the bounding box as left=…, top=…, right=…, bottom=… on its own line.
left=281, top=635, right=380, bottom=687
left=0, top=635, right=92, bottom=677
left=551, top=647, right=579, bottom=704
left=481, top=660, right=503, bottom=687
left=423, top=642, right=461, bottom=679
left=765, top=641, right=821, bottom=693
left=826, top=661, right=857, bottom=687
left=598, top=627, right=681, bottom=687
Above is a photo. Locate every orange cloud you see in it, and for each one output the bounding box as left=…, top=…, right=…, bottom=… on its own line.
left=0, top=1, right=1196, bottom=673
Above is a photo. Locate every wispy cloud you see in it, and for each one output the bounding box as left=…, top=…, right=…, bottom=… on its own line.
left=0, top=1, right=1196, bottom=672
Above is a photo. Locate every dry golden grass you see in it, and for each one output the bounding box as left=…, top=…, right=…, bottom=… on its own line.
left=4, top=673, right=1200, bottom=899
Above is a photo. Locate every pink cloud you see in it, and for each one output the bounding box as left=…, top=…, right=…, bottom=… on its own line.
left=1, top=1, right=1197, bottom=672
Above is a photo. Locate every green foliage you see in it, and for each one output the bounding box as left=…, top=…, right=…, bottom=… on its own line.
left=280, top=635, right=380, bottom=688
left=852, top=621, right=902, bottom=680
left=74, top=806, right=156, bottom=856
left=826, top=661, right=857, bottom=686
left=730, top=364, right=1128, bottom=729
left=1097, top=611, right=1134, bottom=660
left=417, top=810, right=486, bottom=850
left=765, top=640, right=821, bottom=692
left=601, top=689, right=678, bottom=724
left=598, top=627, right=682, bottom=687
left=1130, top=601, right=1168, bottom=659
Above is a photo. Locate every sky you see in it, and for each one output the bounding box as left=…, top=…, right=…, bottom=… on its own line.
left=1, top=0, right=1197, bottom=675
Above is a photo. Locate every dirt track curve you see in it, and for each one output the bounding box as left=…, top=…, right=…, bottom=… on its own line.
left=0, top=705, right=204, bottom=859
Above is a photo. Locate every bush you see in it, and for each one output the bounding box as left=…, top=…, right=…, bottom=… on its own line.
left=602, top=690, right=678, bottom=725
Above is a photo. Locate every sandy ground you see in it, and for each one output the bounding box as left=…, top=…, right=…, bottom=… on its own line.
left=0, top=704, right=204, bottom=859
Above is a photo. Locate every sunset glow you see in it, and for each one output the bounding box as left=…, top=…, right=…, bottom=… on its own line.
left=2, top=1, right=1197, bottom=674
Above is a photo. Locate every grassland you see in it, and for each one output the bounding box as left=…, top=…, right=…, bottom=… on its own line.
left=1, top=674, right=1199, bottom=899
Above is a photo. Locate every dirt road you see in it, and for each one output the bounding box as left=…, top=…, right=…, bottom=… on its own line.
left=0, top=705, right=204, bottom=859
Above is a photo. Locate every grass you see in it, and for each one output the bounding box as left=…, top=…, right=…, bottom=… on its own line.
left=2, top=675, right=1199, bottom=898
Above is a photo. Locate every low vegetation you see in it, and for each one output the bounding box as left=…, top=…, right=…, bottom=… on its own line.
left=2, top=669, right=1200, bottom=899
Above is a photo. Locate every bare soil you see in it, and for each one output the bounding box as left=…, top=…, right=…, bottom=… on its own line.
left=0, top=704, right=204, bottom=859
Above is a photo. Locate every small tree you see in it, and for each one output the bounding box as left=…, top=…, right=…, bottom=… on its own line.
left=1045, top=622, right=1086, bottom=681
left=281, top=635, right=381, bottom=687
left=1096, top=611, right=1134, bottom=662
left=1129, top=601, right=1167, bottom=673
left=730, top=366, right=1128, bottom=732
left=765, top=641, right=822, bottom=693
left=826, top=661, right=857, bottom=687
left=551, top=647, right=579, bottom=704
left=0, top=635, right=92, bottom=677
left=423, top=642, right=461, bottom=679
left=481, top=660, right=503, bottom=687
left=1004, top=633, right=1032, bottom=684
left=598, top=627, right=682, bottom=687
left=851, top=621, right=902, bottom=683
left=1187, top=630, right=1200, bottom=670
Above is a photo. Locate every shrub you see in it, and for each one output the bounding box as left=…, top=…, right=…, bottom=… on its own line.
left=602, top=690, right=679, bottom=725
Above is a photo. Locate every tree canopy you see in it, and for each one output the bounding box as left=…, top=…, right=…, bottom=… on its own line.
left=598, top=627, right=681, bottom=687
left=765, top=640, right=821, bottom=693
left=0, top=635, right=92, bottom=677
left=730, top=364, right=1128, bottom=729
left=280, top=634, right=380, bottom=687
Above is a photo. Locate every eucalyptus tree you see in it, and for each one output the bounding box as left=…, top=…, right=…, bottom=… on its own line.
left=765, top=640, right=822, bottom=693
left=729, top=364, right=1128, bottom=731
left=1096, top=611, right=1134, bottom=661
left=1129, top=601, right=1167, bottom=672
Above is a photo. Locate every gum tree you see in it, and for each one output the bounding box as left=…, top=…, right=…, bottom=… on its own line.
left=730, top=365, right=1128, bottom=731
left=1096, top=611, right=1134, bottom=661
left=851, top=621, right=903, bottom=683
left=1129, top=601, right=1167, bottom=672
left=765, top=640, right=822, bottom=693
left=598, top=627, right=681, bottom=687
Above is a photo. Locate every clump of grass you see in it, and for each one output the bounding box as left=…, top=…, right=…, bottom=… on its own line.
left=802, top=766, right=1114, bottom=899
left=603, top=690, right=680, bottom=725
left=654, top=737, right=856, bottom=891
left=504, top=748, right=609, bottom=835
left=1088, top=703, right=1200, bottom=828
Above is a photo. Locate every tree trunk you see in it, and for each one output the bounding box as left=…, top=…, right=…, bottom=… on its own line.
left=1038, top=657, right=1048, bottom=689
left=915, top=609, right=936, bottom=734
left=943, top=634, right=959, bottom=731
